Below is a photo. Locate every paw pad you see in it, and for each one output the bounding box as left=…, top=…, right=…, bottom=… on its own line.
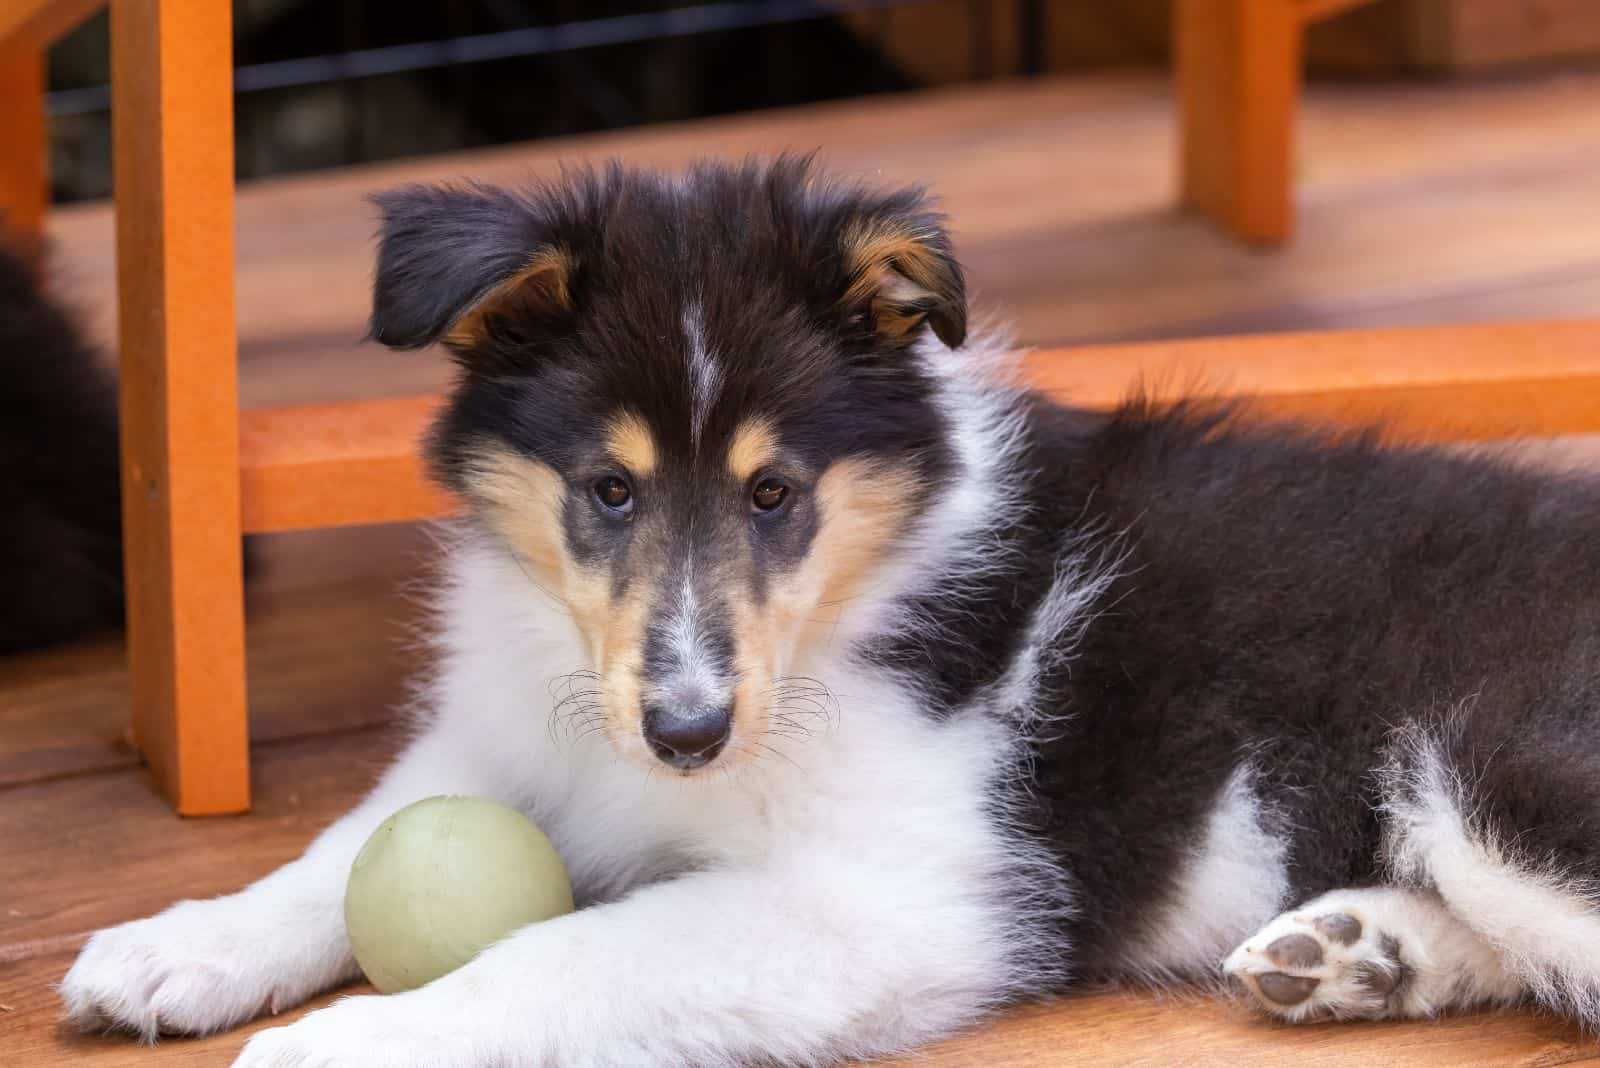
left=1254, top=971, right=1321, bottom=1006
left=1312, top=913, right=1361, bottom=945
left=1266, top=933, right=1323, bottom=969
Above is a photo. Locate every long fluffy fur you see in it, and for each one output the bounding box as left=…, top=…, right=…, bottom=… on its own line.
left=0, top=235, right=125, bottom=653
left=56, top=159, right=1600, bottom=1065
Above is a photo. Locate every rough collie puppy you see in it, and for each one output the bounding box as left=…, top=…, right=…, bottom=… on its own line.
left=62, top=158, right=1600, bottom=1066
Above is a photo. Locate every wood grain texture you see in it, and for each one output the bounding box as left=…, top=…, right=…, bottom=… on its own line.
left=111, top=0, right=249, bottom=815
left=3, top=951, right=1596, bottom=1067
left=1177, top=0, right=1303, bottom=243
left=240, top=396, right=453, bottom=531
left=1029, top=320, right=1600, bottom=442
left=883, top=994, right=1600, bottom=1067
left=1, top=733, right=398, bottom=955
left=0, top=522, right=435, bottom=790
left=0, top=40, right=45, bottom=238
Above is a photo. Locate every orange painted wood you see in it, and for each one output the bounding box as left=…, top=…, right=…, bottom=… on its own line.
left=239, top=395, right=454, bottom=532
left=0, top=40, right=46, bottom=238
left=0, top=0, right=105, bottom=49
left=1177, top=0, right=1303, bottom=244
left=112, top=0, right=249, bottom=816
left=1028, top=320, right=1600, bottom=441
left=233, top=322, right=1600, bottom=534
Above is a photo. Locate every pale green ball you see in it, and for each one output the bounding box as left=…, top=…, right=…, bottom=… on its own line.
left=344, top=795, right=574, bottom=994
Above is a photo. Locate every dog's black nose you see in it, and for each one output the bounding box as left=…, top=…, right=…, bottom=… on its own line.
left=643, top=702, right=731, bottom=770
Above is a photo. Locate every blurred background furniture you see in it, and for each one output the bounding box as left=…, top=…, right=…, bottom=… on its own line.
left=1176, top=0, right=1379, bottom=243
left=4, top=0, right=449, bottom=816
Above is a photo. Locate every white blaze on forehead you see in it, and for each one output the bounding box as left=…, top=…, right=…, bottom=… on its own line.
left=684, top=302, right=722, bottom=453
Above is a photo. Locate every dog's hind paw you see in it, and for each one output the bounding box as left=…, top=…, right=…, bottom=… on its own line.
left=1223, top=895, right=1411, bottom=1021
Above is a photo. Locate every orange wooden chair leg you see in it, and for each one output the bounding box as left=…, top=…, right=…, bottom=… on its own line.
left=1176, top=0, right=1302, bottom=245
left=0, top=38, right=46, bottom=241
left=112, top=0, right=250, bottom=815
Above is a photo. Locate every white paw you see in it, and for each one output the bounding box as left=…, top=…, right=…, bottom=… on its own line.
left=1223, top=898, right=1410, bottom=1021
left=61, top=893, right=351, bottom=1039
left=233, top=992, right=479, bottom=1068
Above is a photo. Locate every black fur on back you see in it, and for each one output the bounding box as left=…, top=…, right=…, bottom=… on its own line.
left=0, top=236, right=126, bottom=654
left=878, top=395, right=1600, bottom=984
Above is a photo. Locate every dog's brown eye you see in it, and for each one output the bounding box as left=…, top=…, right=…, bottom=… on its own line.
left=594, top=476, right=632, bottom=511
left=752, top=479, right=789, bottom=512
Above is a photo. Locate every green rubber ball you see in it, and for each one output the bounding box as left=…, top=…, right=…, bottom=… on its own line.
left=344, top=795, right=574, bottom=994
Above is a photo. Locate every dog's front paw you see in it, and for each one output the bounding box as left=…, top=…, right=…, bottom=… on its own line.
left=61, top=893, right=350, bottom=1039
left=234, top=992, right=479, bottom=1068
left=1223, top=899, right=1409, bottom=1021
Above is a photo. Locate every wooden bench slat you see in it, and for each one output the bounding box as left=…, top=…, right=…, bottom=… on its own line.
left=1034, top=320, right=1600, bottom=400
left=238, top=321, right=1600, bottom=534
left=239, top=394, right=453, bottom=532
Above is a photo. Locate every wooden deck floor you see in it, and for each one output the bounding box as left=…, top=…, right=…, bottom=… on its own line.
left=7, top=70, right=1600, bottom=1065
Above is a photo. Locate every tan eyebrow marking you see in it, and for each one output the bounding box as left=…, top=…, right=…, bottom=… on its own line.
left=726, top=417, right=778, bottom=483
left=605, top=412, right=658, bottom=476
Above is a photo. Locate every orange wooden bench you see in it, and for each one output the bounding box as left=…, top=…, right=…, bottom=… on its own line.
left=5, top=1, right=1600, bottom=816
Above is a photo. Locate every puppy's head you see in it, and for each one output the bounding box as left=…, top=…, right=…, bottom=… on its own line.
left=370, top=158, right=966, bottom=775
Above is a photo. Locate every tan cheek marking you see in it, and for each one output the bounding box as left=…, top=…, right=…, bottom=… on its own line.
left=461, top=443, right=613, bottom=657
left=597, top=584, right=651, bottom=751
left=604, top=412, right=658, bottom=477
left=461, top=443, right=659, bottom=762
left=775, top=459, right=918, bottom=646
left=727, top=589, right=774, bottom=763
left=460, top=445, right=570, bottom=580
left=727, top=417, right=778, bottom=483
left=720, top=461, right=915, bottom=761
left=444, top=246, right=573, bottom=348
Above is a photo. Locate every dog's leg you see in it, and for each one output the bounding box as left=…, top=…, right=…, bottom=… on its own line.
left=1223, top=885, right=1523, bottom=1020
left=1379, top=724, right=1600, bottom=1023
left=235, top=856, right=1008, bottom=1068
left=60, top=730, right=502, bottom=1039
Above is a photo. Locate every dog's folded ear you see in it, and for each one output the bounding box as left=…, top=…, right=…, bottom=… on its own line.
left=837, top=208, right=966, bottom=351
left=368, top=183, right=574, bottom=353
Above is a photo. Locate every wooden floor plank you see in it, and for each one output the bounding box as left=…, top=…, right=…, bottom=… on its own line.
left=1, top=731, right=398, bottom=955
left=5, top=945, right=1596, bottom=1066
left=0, top=523, right=431, bottom=790
left=0, top=952, right=367, bottom=1067
left=890, top=994, right=1600, bottom=1067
